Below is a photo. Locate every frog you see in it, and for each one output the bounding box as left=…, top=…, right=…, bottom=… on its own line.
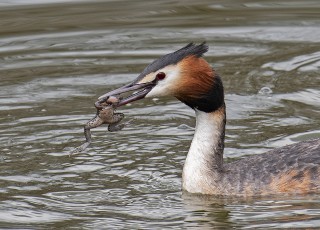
left=69, top=96, right=124, bottom=155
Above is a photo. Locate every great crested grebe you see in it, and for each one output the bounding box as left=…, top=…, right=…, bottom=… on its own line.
left=98, top=43, right=320, bottom=196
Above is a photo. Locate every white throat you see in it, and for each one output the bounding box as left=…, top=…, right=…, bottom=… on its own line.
left=182, top=107, right=226, bottom=194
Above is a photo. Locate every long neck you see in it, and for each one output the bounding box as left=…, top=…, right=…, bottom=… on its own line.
left=182, top=104, right=226, bottom=194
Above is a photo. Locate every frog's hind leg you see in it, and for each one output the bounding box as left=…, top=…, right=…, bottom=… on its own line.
left=86, top=115, right=104, bottom=129
left=110, top=113, right=124, bottom=123
left=108, top=113, right=125, bottom=132
left=69, top=141, right=91, bottom=156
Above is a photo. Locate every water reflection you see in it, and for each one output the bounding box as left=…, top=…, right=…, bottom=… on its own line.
left=182, top=193, right=320, bottom=229
left=263, top=51, right=320, bottom=72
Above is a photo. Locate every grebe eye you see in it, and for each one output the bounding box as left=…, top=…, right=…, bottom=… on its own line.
left=156, top=72, right=166, bottom=80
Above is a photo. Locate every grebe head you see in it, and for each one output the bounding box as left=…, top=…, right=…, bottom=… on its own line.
left=99, top=43, right=224, bottom=113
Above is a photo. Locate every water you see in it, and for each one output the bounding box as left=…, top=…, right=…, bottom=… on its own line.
left=1, top=0, right=320, bottom=229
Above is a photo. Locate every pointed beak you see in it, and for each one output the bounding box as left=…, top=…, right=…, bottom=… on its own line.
left=98, top=80, right=156, bottom=107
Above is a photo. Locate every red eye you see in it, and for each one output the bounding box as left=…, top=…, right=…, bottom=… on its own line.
left=156, top=72, right=166, bottom=80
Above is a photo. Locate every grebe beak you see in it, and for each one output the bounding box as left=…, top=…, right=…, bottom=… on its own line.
left=97, top=80, right=157, bottom=107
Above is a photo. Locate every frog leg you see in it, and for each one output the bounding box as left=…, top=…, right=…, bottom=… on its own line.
left=85, top=115, right=104, bottom=129
left=107, top=112, right=123, bottom=123
left=108, top=113, right=125, bottom=132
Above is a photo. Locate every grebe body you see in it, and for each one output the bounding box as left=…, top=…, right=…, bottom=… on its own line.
left=99, top=43, right=320, bottom=196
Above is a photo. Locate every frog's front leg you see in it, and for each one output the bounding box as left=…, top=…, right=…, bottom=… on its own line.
left=108, top=112, right=125, bottom=132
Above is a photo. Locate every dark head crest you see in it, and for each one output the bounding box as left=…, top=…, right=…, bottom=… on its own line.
left=134, top=43, right=208, bottom=83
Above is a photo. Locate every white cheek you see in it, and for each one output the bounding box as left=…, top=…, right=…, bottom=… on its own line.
left=145, top=83, right=169, bottom=97
left=145, top=67, right=180, bottom=98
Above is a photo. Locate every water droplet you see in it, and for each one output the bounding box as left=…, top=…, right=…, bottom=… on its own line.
left=177, top=124, right=191, bottom=130
left=258, top=87, right=273, bottom=95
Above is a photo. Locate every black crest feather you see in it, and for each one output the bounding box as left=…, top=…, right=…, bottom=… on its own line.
left=133, top=43, right=208, bottom=83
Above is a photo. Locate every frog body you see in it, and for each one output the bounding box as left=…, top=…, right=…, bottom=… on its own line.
left=70, top=96, right=124, bottom=155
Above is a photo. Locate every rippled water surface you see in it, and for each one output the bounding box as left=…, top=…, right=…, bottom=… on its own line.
left=1, top=0, right=320, bottom=229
